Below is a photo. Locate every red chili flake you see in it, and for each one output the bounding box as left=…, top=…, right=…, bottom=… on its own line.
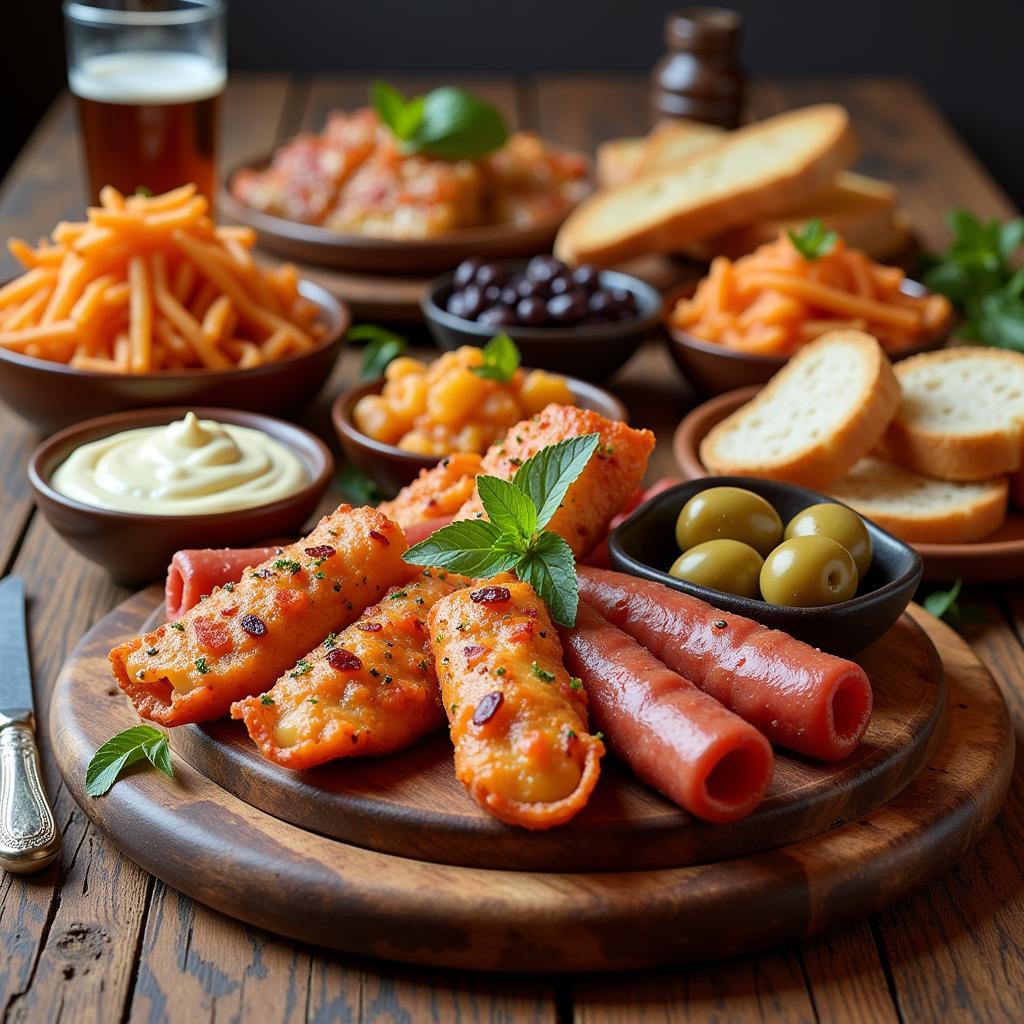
left=472, top=691, right=503, bottom=726
left=220, top=605, right=238, bottom=618
left=327, top=649, right=362, bottom=672
left=356, top=621, right=383, bottom=632
left=521, top=606, right=538, bottom=618
left=369, top=530, right=389, bottom=546
left=463, top=644, right=486, bottom=659
left=304, top=544, right=336, bottom=559
left=470, top=586, right=511, bottom=605
left=252, top=567, right=274, bottom=579
left=241, top=614, right=267, bottom=637
left=193, top=617, right=234, bottom=656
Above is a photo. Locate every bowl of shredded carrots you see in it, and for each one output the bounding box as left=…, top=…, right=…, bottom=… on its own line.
left=664, top=231, right=952, bottom=395
left=0, top=184, right=350, bottom=432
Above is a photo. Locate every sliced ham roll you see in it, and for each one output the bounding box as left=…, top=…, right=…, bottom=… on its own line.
left=166, top=547, right=278, bottom=620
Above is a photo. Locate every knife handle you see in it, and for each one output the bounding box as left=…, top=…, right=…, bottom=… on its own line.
left=0, top=721, right=61, bottom=873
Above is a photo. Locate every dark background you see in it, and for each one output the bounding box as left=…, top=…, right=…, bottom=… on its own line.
left=7, top=1, right=1023, bottom=207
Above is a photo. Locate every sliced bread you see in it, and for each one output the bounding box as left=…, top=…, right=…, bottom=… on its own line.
left=883, top=347, right=1024, bottom=481
left=554, top=104, right=858, bottom=267
left=595, top=121, right=724, bottom=188
left=699, top=330, right=901, bottom=488
left=827, top=457, right=1008, bottom=544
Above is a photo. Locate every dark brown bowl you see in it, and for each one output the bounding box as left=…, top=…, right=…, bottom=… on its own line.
left=28, top=407, right=334, bottom=586
left=222, top=152, right=589, bottom=275
left=0, top=280, right=349, bottom=435
left=332, top=373, right=628, bottom=496
left=663, top=278, right=951, bottom=395
left=421, top=263, right=662, bottom=381
left=608, top=477, right=923, bottom=656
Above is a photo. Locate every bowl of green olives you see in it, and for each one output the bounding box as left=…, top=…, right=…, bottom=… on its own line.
left=608, top=477, right=923, bottom=656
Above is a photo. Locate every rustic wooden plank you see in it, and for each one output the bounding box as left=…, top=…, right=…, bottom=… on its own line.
left=221, top=72, right=297, bottom=166
left=870, top=595, right=1024, bottom=1024
left=532, top=74, right=649, bottom=152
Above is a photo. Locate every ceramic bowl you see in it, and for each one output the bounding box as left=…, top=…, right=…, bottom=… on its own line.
left=607, top=476, right=923, bottom=656
left=663, top=279, right=951, bottom=395
left=0, top=280, right=349, bottom=434
left=332, top=374, right=628, bottom=496
left=28, top=406, right=334, bottom=586
left=421, top=263, right=662, bottom=381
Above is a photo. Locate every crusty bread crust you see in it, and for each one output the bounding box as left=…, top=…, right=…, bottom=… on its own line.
left=699, top=330, right=901, bottom=488
left=884, top=347, right=1024, bottom=481
left=827, top=459, right=1008, bottom=544
left=555, top=105, right=859, bottom=267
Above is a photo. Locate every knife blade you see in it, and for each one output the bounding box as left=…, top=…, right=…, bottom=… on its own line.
left=0, top=577, right=61, bottom=873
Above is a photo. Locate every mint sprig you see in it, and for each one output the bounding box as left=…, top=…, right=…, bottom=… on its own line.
left=371, top=82, right=508, bottom=160
left=923, top=578, right=986, bottom=631
left=347, top=323, right=409, bottom=380
left=86, top=725, right=173, bottom=797
left=403, top=434, right=600, bottom=625
left=787, top=218, right=838, bottom=261
left=471, top=333, right=520, bottom=382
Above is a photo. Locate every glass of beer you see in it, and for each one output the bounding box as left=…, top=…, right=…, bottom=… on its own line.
left=63, top=0, right=226, bottom=201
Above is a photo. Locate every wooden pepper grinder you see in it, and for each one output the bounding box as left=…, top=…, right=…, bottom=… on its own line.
left=651, top=7, right=746, bottom=129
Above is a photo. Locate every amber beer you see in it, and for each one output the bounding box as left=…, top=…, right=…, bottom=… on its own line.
left=70, top=51, right=224, bottom=201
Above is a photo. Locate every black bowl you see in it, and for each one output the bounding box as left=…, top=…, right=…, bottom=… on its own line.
left=421, top=262, right=662, bottom=381
left=608, top=476, right=923, bottom=656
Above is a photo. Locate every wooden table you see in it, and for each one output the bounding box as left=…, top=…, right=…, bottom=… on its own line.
left=1, top=73, right=1021, bottom=1023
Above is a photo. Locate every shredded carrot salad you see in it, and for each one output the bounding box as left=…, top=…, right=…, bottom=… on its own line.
left=670, top=233, right=951, bottom=355
left=0, top=184, right=324, bottom=374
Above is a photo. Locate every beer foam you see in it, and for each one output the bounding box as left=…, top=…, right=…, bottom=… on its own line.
left=70, top=51, right=225, bottom=105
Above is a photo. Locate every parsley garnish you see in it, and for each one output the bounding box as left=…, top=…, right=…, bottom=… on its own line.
left=223, top=582, right=234, bottom=593
left=347, top=323, right=409, bottom=380
left=170, top=622, right=184, bottom=632
left=260, top=694, right=275, bottom=706
left=85, top=725, right=172, bottom=797
left=371, top=81, right=508, bottom=160
left=531, top=661, right=556, bottom=682
left=787, top=218, right=838, bottom=261
left=194, top=656, right=209, bottom=674
left=471, top=332, right=520, bottom=383
left=323, top=632, right=338, bottom=649
left=923, top=579, right=986, bottom=630
left=146, top=647, right=158, bottom=657
left=273, top=558, right=302, bottom=575
left=308, top=697, right=319, bottom=705
left=569, top=677, right=583, bottom=691
left=290, top=659, right=312, bottom=678
left=388, top=590, right=408, bottom=600
left=495, top=666, right=506, bottom=677
left=403, top=434, right=599, bottom=626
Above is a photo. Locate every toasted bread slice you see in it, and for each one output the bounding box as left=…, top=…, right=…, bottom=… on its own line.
left=595, top=137, right=647, bottom=189
left=596, top=121, right=724, bottom=188
left=699, top=330, right=901, bottom=488
left=883, top=347, right=1024, bottom=481
left=687, top=171, right=909, bottom=262
left=827, top=457, right=1008, bottom=544
left=555, top=104, right=858, bottom=267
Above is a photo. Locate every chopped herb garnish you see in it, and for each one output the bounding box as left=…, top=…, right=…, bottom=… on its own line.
left=194, top=656, right=210, bottom=674
left=308, top=697, right=319, bottom=705
left=136, top=669, right=145, bottom=679
left=594, top=732, right=605, bottom=742
left=323, top=632, right=338, bottom=649
left=495, top=666, right=506, bottom=677
left=569, top=677, right=583, bottom=691
left=273, top=558, right=302, bottom=575
left=787, top=218, right=839, bottom=261
left=314, top=571, right=325, bottom=580
left=531, top=661, right=556, bottom=682
left=223, top=582, right=234, bottom=593
left=417, top=659, right=429, bottom=670
left=471, top=332, right=520, bottom=382
left=382, top=674, right=393, bottom=685
left=389, top=590, right=408, bottom=600
left=146, top=647, right=158, bottom=657
left=170, top=622, right=185, bottom=632
left=290, top=659, right=312, bottom=678
left=260, top=694, right=275, bottom=706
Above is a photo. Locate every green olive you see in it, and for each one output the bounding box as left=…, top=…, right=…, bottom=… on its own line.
left=785, top=503, right=872, bottom=578
left=669, top=539, right=764, bottom=598
left=675, top=486, right=783, bottom=557
left=759, top=536, right=859, bottom=607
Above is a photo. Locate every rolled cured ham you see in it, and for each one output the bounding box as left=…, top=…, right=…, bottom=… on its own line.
left=231, top=570, right=464, bottom=768
left=577, top=567, right=873, bottom=761
left=428, top=577, right=604, bottom=830
left=560, top=602, right=773, bottom=822
left=455, top=404, right=655, bottom=558
left=166, top=547, right=277, bottom=620
left=583, top=476, right=684, bottom=570
left=109, top=505, right=412, bottom=726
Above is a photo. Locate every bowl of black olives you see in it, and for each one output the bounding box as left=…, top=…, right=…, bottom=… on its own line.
left=421, top=255, right=663, bottom=381
left=608, top=476, right=923, bottom=656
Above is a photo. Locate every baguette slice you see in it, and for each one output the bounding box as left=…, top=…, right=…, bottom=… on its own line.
left=884, top=347, right=1024, bottom=481
left=699, top=330, right=901, bottom=488
left=555, top=104, right=858, bottom=267
left=827, top=457, right=1008, bottom=544
left=596, top=121, right=724, bottom=188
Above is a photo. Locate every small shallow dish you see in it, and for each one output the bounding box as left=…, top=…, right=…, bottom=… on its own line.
left=0, top=280, right=349, bottom=435
left=663, top=278, right=951, bottom=395
left=28, top=406, right=334, bottom=586
left=421, top=262, right=662, bottom=381
left=333, top=373, right=627, bottom=496
left=221, top=155, right=586, bottom=275
left=608, top=477, right=923, bottom=656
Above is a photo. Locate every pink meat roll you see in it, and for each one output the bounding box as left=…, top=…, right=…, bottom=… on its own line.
left=166, top=547, right=278, bottom=619
left=577, top=567, right=873, bottom=762
left=560, top=602, right=773, bottom=822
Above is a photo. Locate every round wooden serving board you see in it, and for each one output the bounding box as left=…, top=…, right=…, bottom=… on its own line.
left=50, top=589, right=1013, bottom=973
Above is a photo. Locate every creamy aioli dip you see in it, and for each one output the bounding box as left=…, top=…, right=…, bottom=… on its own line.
left=51, top=412, right=308, bottom=515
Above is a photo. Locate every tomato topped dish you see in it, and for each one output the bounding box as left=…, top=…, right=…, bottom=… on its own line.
left=230, top=108, right=590, bottom=240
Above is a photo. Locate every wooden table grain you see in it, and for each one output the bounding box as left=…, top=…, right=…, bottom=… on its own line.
left=0, top=73, right=1021, bottom=1023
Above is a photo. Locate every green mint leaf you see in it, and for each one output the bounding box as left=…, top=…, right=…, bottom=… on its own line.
left=347, top=323, right=409, bottom=380
left=338, top=464, right=385, bottom=507
left=403, top=86, right=508, bottom=159
left=786, top=218, right=838, bottom=261
left=371, top=81, right=418, bottom=140
left=923, top=579, right=962, bottom=621
left=86, top=725, right=173, bottom=797
left=476, top=475, right=537, bottom=545
left=512, top=433, right=600, bottom=530
left=404, top=519, right=519, bottom=577
left=998, top=218, right=1024, bottom=262
left=516, top=531, right=578, bottom=627
left=976, top=282, right=1024, bottom=349
left=471, top=332, right=520, bottom=382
